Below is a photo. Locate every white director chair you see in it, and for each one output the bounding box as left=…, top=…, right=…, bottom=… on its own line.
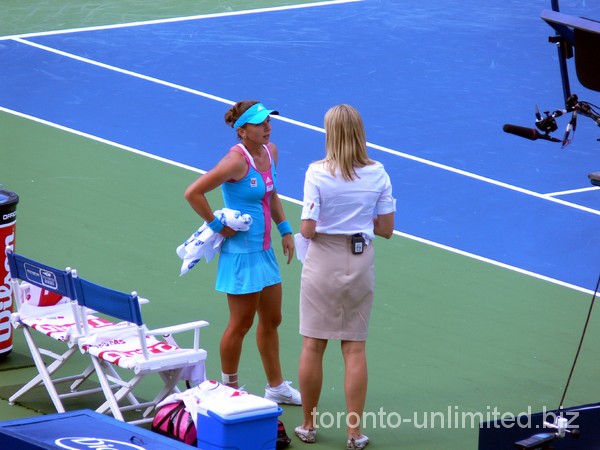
left=71, top=270, right=209, bottom=425
left=5, top=246, right=107, bottom=412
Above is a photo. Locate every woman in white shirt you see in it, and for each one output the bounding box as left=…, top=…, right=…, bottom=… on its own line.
left=294, top=104, right=395, bottom=449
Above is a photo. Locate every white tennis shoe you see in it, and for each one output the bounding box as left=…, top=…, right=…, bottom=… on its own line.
left=264, top=380, right=301, bottom=405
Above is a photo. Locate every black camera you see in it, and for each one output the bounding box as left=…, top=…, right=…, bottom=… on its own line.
left=351, top=234, right=365, bottom=255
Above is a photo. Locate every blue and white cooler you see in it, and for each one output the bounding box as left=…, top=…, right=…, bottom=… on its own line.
left=195, top=383, right=282, bottom=450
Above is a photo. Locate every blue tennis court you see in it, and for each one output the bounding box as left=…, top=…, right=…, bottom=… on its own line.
left=3, top=0, right=600, bottom=292
left=3, top=2, right=600, bottom=448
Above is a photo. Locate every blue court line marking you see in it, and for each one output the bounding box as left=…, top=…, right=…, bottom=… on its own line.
left=11, top=35, right=600, bottom=219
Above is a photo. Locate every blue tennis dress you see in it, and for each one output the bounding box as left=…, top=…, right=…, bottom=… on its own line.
left=215, top=144, right=281, bottom=294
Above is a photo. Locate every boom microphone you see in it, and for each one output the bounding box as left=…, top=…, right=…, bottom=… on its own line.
left=503, top=124, right=561, bottom=142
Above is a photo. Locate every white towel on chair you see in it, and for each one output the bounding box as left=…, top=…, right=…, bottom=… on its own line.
left=177, top=208, right=252, bottom=276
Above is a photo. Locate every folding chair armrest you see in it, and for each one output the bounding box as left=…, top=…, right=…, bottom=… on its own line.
left=77, top=322, right=139, bottom=347
left=147, top=320, right=209, bottom=337
left=10, top=312, right=22, bottom=325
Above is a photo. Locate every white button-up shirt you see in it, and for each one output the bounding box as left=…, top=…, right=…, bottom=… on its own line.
left=301, top=161, right=396, bottom=241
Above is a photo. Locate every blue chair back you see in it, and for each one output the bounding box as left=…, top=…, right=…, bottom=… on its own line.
left=71, top=274, right=143, bottom=326
left=6, top=247, right=76, bottom=299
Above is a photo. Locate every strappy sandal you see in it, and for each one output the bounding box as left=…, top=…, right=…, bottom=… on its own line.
left=347, top=434, right=369, bottom=449
left=294, top=426, right=317, bottom=443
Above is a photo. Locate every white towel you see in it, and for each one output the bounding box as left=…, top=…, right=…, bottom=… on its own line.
left=156, top=380, right=276, bottom=427
left=156, top=380, right=247, bottom=427
left=177, top=208, right=252, bottom=276
left=294, top=233, right=311, bottom=264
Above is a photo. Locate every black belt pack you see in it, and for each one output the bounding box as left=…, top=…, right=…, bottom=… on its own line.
left=351, top=233, right=365, bottom=255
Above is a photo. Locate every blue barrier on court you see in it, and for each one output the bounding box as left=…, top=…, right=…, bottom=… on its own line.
left=0, top=409, right=192, bottom=449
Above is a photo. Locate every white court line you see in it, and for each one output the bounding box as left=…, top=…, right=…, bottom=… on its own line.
left=546, top=185, right=600, bottom=196
left=0, top=0, right=362, bottom=41
left=1, top=104, right=594, bottom=297
left=13, top=36, right=600, bottom=218
left=0, top=106, right=205, bottom=176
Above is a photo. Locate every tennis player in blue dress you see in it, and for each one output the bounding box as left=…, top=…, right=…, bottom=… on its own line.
left=184, top=100, right=301, bottom=405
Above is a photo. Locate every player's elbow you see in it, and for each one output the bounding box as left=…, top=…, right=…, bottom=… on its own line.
left=184, top=186, right=196, bottom=203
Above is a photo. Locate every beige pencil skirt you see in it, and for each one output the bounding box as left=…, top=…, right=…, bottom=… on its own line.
left=299, top=233, right=375, bottom=341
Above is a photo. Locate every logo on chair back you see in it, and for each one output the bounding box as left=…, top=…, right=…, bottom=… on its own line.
left=55, top=437, right=145, bottom=450
left=24, top=263, right=58, bottom=290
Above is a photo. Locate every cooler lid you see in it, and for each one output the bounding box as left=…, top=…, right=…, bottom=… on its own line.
left=202, top=393, right=278, bottom=418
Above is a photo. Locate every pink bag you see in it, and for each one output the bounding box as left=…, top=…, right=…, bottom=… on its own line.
left=151, top=401, right=197, bottom=446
